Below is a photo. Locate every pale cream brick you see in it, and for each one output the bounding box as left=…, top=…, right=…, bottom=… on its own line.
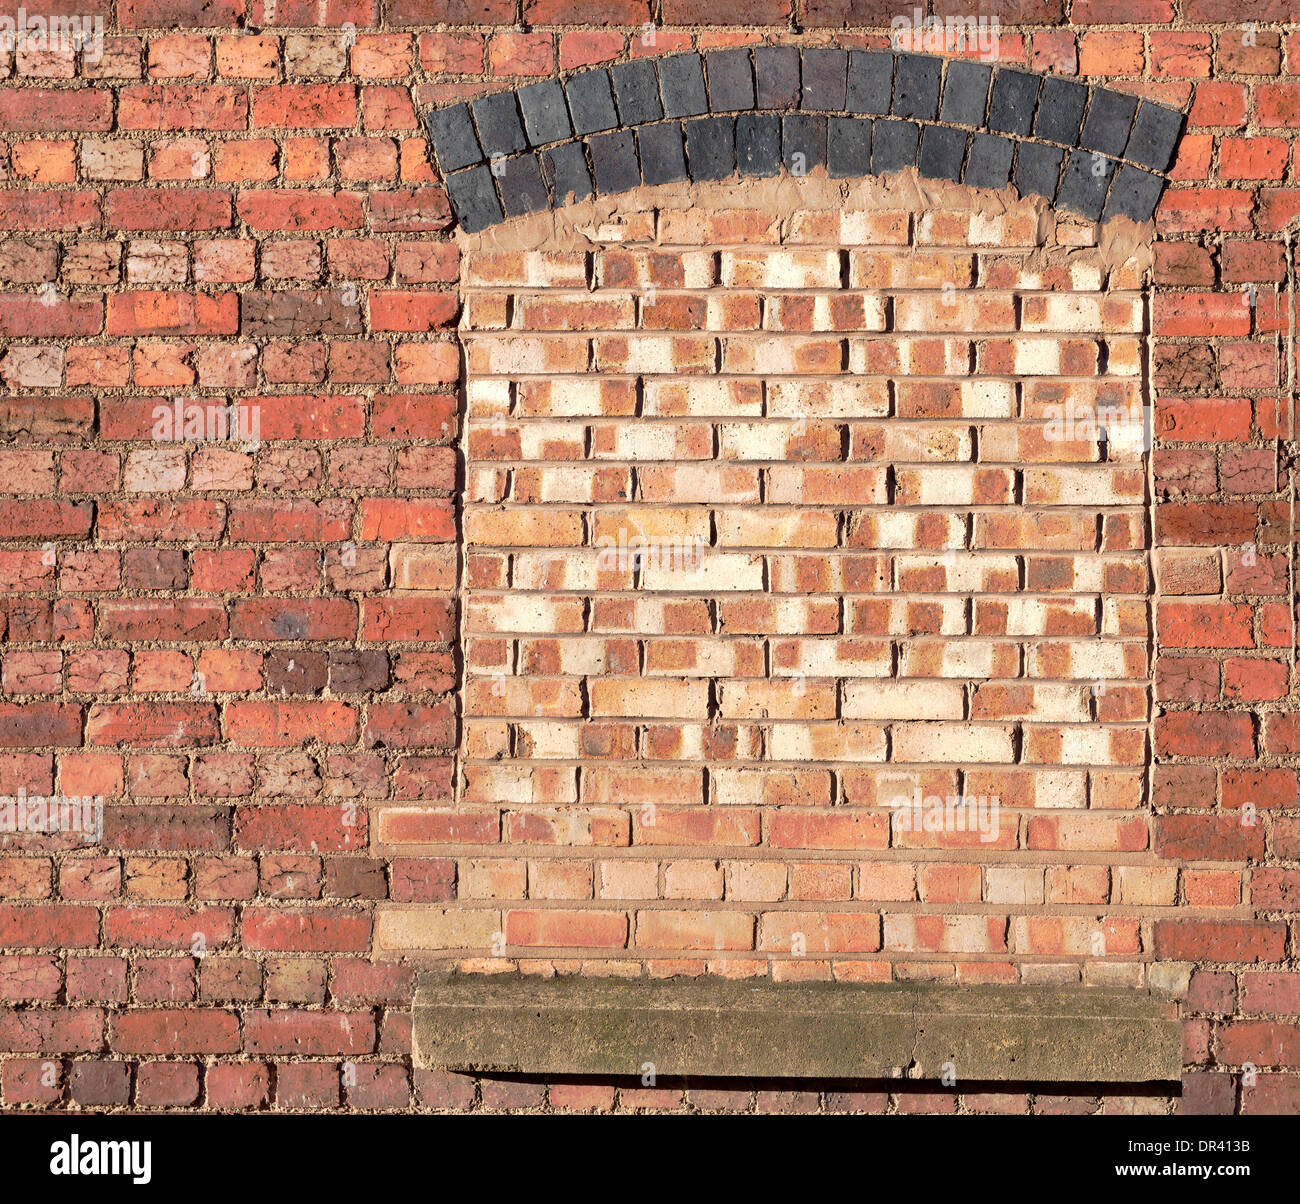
left=641, top=552, right=764, bottom=593
left=1011, top=338, right=1061, bottom=376
left=720, top=248, right=840, bottom=289
left=643, top=379, right=762, bottom=417
left=589, top=678, right=709, bottom=719
left=515, top=721, right=581, bottom=759
left=463, top=763, right=578, bottom=805
left=717, top=421, right=809, bottom=461
left=892, top=723, right=1016, bottom=763
left=715, top=509, right=838, bottom=548
left=599, top=860, right=659, bottom=900
left=842, top=680, right=965, bottom=721
left=1115, top=865, right=1178, bottom=906
left=724, top=860, right=788, bottom=902
left=960, top=379, right=1016, bottom=417
left=767, top=378, right=889, bottom=418
left=985, top=867, right=1045, bottom=905
left=664, top=859, right=723, bottom=900
left=375, top=908, right=501, bottom=952
left=467, top=594, right=584, bottom=634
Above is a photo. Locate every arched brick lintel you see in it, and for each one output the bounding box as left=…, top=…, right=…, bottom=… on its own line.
left=423, top=48, right=1185, bottom=234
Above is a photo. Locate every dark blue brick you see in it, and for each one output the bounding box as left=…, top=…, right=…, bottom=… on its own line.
left=847, top=50, right=892, bottom=115
left=542, top=141, right=593, bottom=205
left=566, top=69, right=618, bottom=136
left=609, top=59, right=662, bottom=127
left=446, top=164, right=502, bottom=233
left=1034, top=76, right=1087, bottom=146
left=892, top=53, right=941, bottom=121
left=658, top=52, right=708, bottom=119
left=1103, top=164, right=1165, bottom=223
left=801, top=47, right=847, bottom=112
left=685, top=115, right=735, bottom=181
left=1080, top=87, right=1137, bottom=158
left=587, top=128, right=640, bottom=195
left=964, top=133, right=1014, bottom=190
left=1014, top=141, right=1063, bottom=200
left=426, top=103, right=482, bottom=173
left=783, top=113, right=827, bottom=174
left=1056, top=148, right=1116, bottom=222
left=737, top=112, right=781, bottom=177
left=497, top=153, right=549, bottom=218
left=827, top=116, right=871, bottom=178
left=988, top=69, right=1039, bottom=136
left=940, top=60, right=991, bottom=126
left=471, top=91, right=526, bottom=159
left=638, top=121, right=688, bottom=186
left=705, top=48, right=754, bottom=112
left=516, top=80, right=571, bottom=148
left=1125, top=101, right=1183, bottom=172
left=919, top=124, right=966, bottom=183
left=755, top=45, right=800, bottom=109
left=872, top=118, right=919, bottom=175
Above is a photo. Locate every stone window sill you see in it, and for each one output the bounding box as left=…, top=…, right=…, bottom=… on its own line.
left=413, top=974, right=1180, bottom=1083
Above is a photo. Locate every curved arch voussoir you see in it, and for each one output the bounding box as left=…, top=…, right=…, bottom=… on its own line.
left=424, top=49, right=1184, bottom=234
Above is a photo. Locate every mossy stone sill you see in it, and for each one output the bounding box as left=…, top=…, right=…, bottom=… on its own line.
left=413, top=975, right=1181, bottom=1083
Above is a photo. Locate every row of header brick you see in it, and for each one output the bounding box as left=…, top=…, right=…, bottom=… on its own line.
left=84, top=0, right=1298, bottom=30
left=425, top=49, right=1183, bottom=231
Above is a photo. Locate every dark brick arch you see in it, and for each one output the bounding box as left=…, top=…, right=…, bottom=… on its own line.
left=423, top=48, right=1184, bottom=234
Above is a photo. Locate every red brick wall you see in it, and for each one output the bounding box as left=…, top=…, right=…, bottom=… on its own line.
left=0, top=1, right=1295, bottom=1115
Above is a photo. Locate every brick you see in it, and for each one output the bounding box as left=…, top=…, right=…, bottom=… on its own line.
left=755, top=46, right=800, bottom=110
left=801, top=48, right=848, bottom=113
left=1056, top=149, right=1115, bottom=222
left=847, top=50, right=892, bottom=115
left=737, top=113, right=781, bottom=178
left=1035, top=76, right=1088, bottom=145
left=893, top=53, right=941, bottom=121
left=566, top=69, right=618, bottom=136
left=517, top=79, right=573, bottom=146
left=684, top=116, right=735, bottom=183
left=588, top=129, right=640, bottom=194
left=988, top=69, right=1039, bottom=136
left=471, top=90, right=527, bottom=158
left=446, top=165, right=504, bottom=233
left=657, top=52, right=707, bottom=119
left=1125, top=100, right=1183, bottom=171
left=1015, top=141, right=1064, bottom=200
left=1081, top=87, right=1138, bottom=157
left=706, top=49, right=754, bottom=113
left=872, top=119, right=919, bottom=175
left=638, top=122, right=688, bottom=187
left=426, top=102, right=483, bottom=172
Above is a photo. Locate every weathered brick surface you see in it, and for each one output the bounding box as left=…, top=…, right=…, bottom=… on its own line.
left=0, top=3, right=1294, bottom=1117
